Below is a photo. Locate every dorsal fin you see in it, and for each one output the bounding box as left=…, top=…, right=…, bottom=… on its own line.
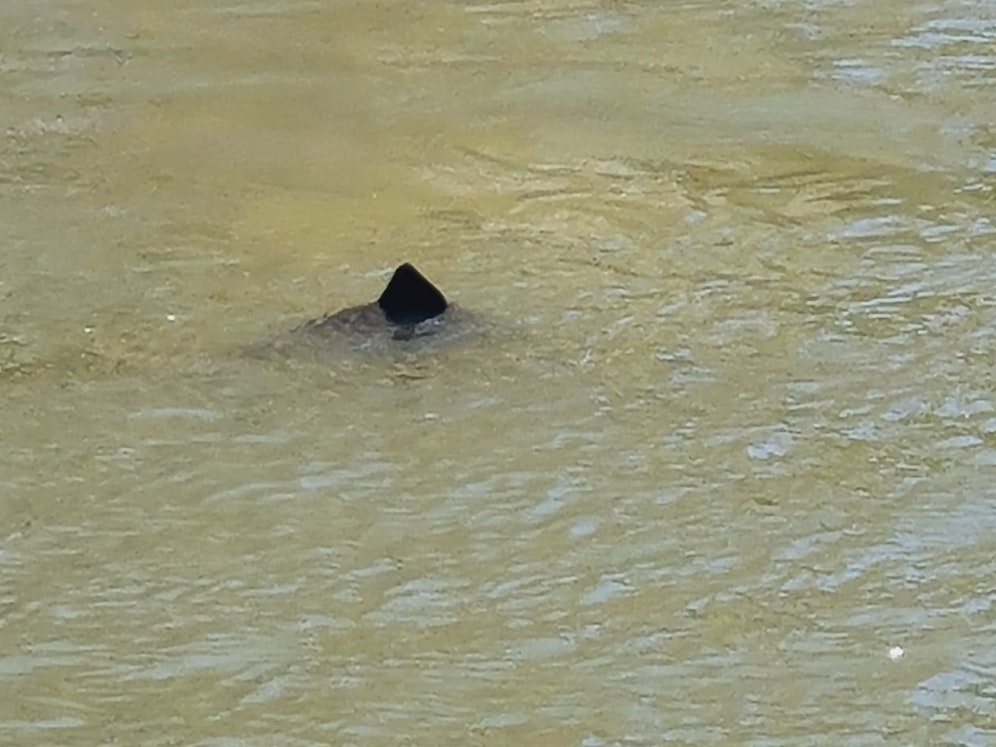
left=377, top=263, right=448, bottom=324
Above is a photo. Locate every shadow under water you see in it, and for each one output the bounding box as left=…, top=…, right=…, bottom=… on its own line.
left=251, top=263, right=489, bottom=361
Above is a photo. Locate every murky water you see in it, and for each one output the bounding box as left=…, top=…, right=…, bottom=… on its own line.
left=2, top=1, right=995, bottom=745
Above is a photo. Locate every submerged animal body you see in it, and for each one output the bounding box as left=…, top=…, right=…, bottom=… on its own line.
left=248, top=262, right=481, bottom=360
left=299, top=263, right=451, bottom=342
left=249, top=262, right=486, bottom=362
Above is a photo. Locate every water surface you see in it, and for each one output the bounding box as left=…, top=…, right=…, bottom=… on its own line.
left=1, top=1, right=994, bottom=745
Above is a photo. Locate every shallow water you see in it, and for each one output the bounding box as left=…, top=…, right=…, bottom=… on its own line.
left=1, top=1, right=995, bottom=745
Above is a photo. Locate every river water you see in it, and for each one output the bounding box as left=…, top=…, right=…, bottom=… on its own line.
left=1, top=1, right=994, bottom=745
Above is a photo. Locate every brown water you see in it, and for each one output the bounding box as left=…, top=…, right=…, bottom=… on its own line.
left=2, top=1, right=995, bottom=745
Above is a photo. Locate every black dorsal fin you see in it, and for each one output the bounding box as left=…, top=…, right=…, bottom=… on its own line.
left=377, top=263, right=448, bottom=325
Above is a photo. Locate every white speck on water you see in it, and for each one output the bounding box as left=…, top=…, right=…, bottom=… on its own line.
left=570, top=517, right=600, bottom=538
left=747, top=430, right=793, bottom=460
left=581, top=575, right=631, bottom=605
left=166, top=314, right=177, bottom=322
left=888, top=645, right=905, bottom=661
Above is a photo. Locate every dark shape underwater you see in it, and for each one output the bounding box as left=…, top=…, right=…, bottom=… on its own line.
left=284, top=262, right=467, bottom=352
left=245, top=262, right=485, bottom=362
left=249, top=262, right=485, bottom=360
